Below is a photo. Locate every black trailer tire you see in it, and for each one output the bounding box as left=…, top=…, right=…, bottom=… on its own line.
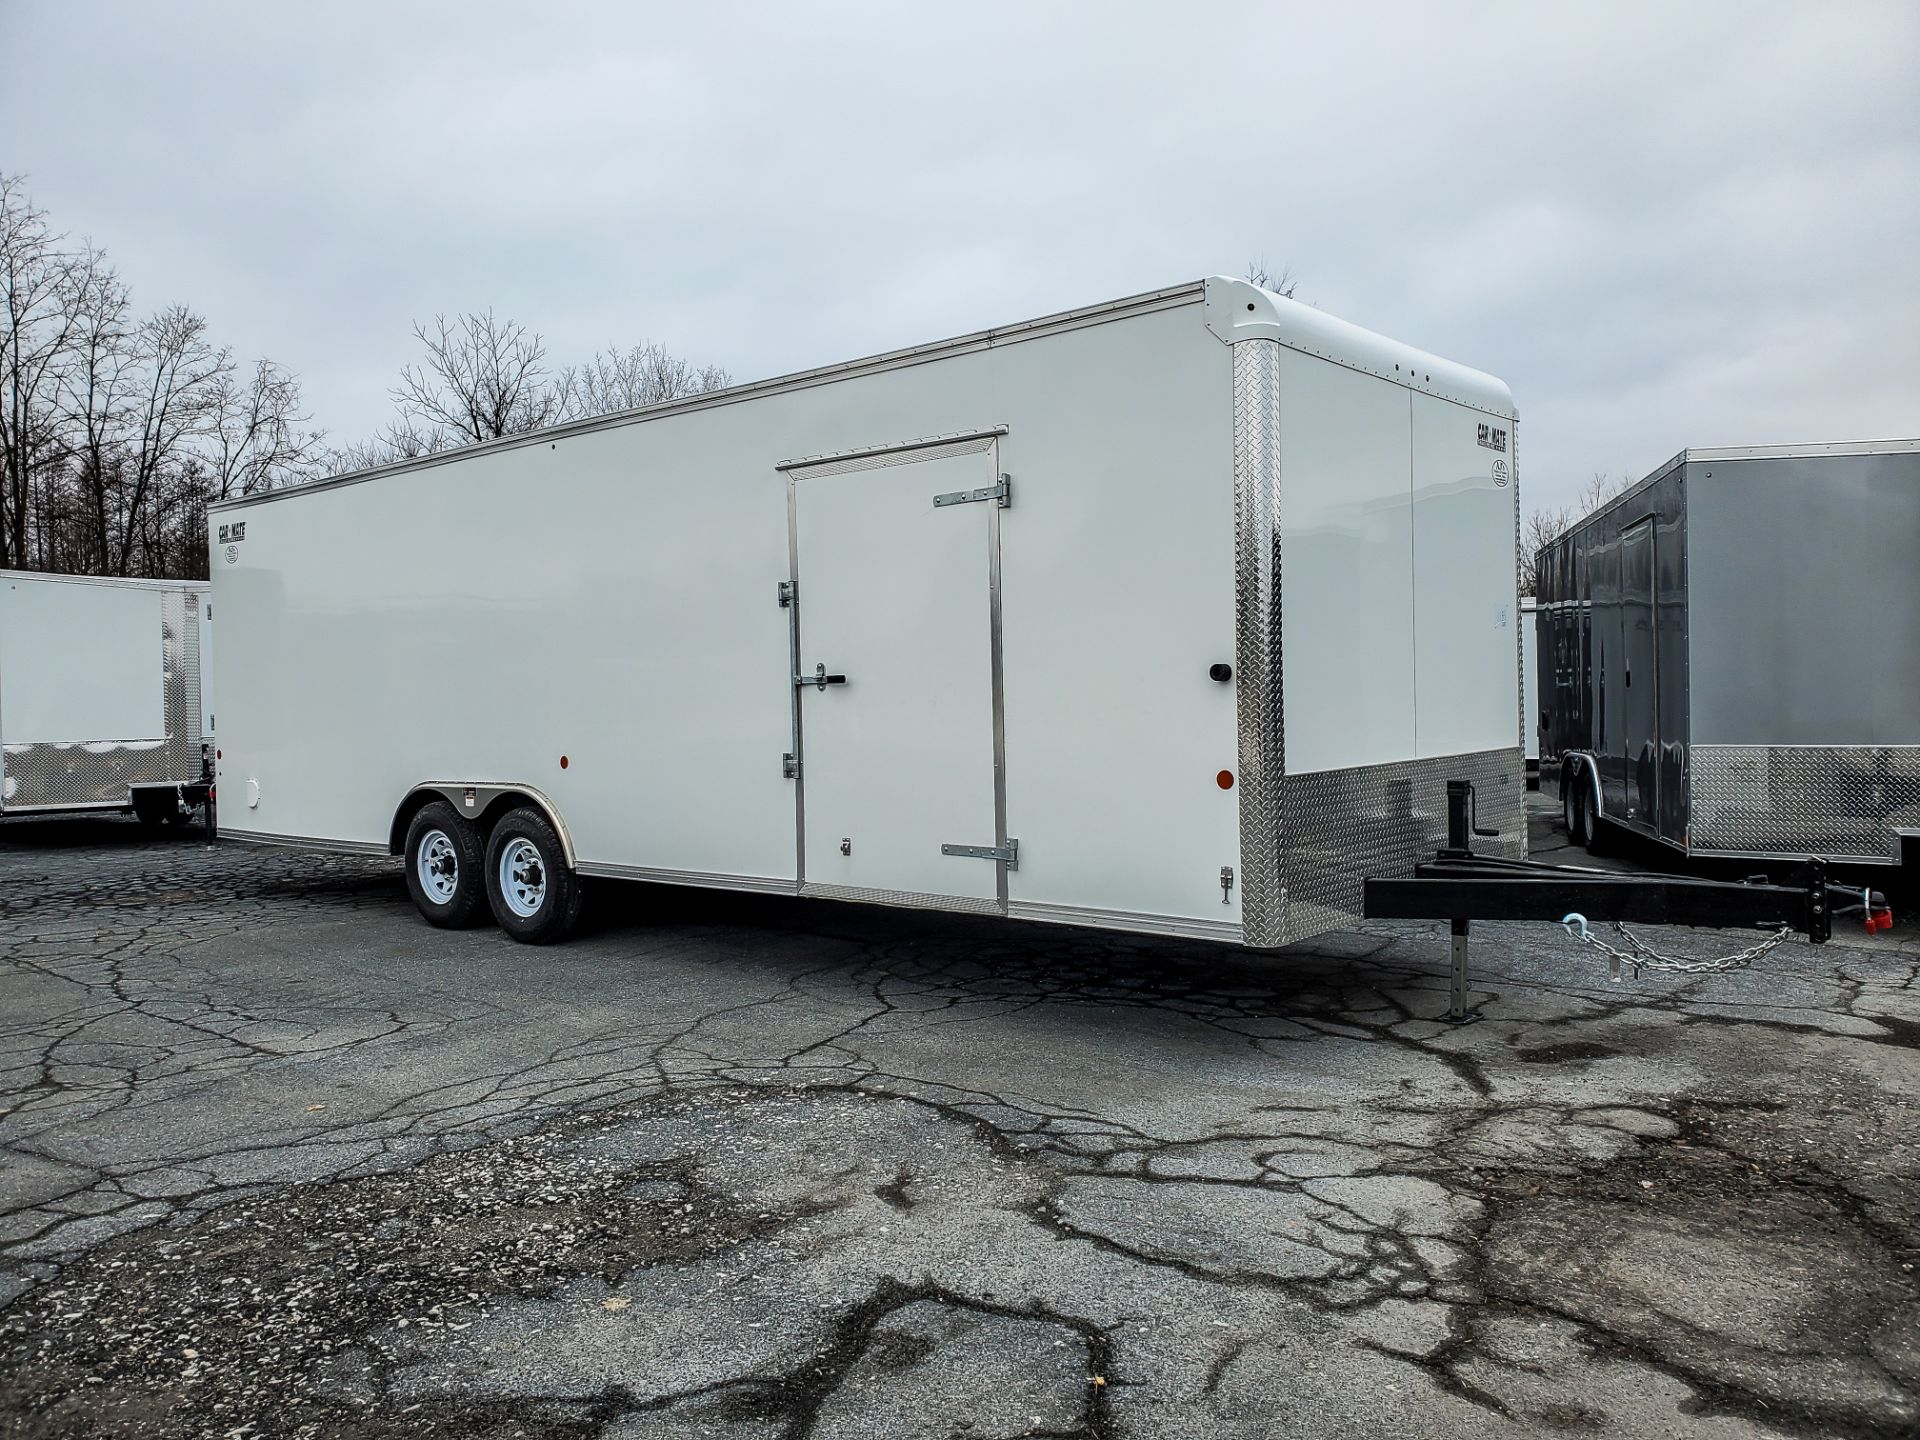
left=1564, top=769, right=1593, bottom=849
left=404, top=801, right=488, bottom=929
left=131, top=789, right=173, bottom=829
left=483, top=806, right=583, bottom=944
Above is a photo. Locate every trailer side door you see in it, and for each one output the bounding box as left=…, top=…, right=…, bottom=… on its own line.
left=786, top=438, right=1007, bottom=909
left=1619, top=516, right=1658, bottom=824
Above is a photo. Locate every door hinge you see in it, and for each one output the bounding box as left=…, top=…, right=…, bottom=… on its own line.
left=932, top=473, right=1011, bottom=509
left=782, top=752, right=799, bottom=779
left=777, top=580, right=795, bottom=608
left=941, top=838, right=1019, bottom=871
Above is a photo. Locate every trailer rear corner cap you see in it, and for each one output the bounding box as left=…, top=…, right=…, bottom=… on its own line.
left=1201, top=276, right=1516, bottom=421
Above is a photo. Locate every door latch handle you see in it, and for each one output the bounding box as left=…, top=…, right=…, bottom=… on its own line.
left=795, top=662, right=847, bottom=690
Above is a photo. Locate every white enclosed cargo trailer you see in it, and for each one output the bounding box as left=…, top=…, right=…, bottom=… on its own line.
left=0, top=570, right=213, bottom=822
left=209, top=278, right=1525, bottom=945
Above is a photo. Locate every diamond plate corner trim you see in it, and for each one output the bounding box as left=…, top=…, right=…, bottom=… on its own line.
left=1689, top=745, right=1920, bottom=861
left=1232, top=338, right=1287, bottom=947
left=1512, top=424, right=1528, bottom=775
left=181, top=589, right=203, bottom=760
left=1275, top=748, right=1527, bottom=946
left=162, top=589, right=200, bottom=782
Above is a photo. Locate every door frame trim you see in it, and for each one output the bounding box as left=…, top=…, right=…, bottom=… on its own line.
left=985, top=434, right=1010, bottom=910
left=778, top=427, right=1007, bottom=476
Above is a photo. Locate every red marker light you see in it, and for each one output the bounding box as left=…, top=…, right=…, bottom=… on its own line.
left=559, top=755, right=570, bottom=770
left=1217, top=770, right=1234, bottom=790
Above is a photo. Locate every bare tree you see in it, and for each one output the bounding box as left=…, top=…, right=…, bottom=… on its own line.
left=205, top=357, right=324, bottom=500
left=0, top=175, right=88, bottom=568
left=57, top=250, right=138, bottom=573
left=554, top=342, right=729, bottom=420
left=111, top=306, right=227, bottom=575
left=328, top=418, right=452, bottom=474
left=1, top=176, right=327, bottom=578
left=1519, top=471, right=1637, bottom=595
left=1245, top=259, right=1299, bottom=299
left=1519, top=504, right=1573, bottom=595
left=394, top=311, right=560, bottom=444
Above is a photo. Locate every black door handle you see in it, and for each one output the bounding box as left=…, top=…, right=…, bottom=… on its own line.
left=795, top=663, right=847, bottom=690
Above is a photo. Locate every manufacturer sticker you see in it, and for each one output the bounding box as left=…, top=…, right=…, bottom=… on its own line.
left=1476, top=423, right=1508, bottom=454
left=1491, top=458, right=1510, bottom=487
left=224, top=545, right=239, bottom=565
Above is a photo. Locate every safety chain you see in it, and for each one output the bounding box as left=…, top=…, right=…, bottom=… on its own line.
left=1558, top=912, right=1794, bottom=977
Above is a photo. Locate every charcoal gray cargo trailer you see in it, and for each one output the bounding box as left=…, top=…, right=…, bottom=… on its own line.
left=1536, top=440, right=1920, bottom=871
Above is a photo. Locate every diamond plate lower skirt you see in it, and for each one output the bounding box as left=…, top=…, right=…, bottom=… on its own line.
left=1689, top=745, right=1920, bottom=862
left=1265, top=747, right=1527, bottom=947
left=2, top=739, right=174, bottom=809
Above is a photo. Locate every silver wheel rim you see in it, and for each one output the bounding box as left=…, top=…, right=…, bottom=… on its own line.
left=417, top=830, right=459, bottom=905
left=498, top=837, right=547, bottom=919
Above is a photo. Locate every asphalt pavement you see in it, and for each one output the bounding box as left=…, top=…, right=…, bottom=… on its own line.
left=1, top=808, right=1915, bottom=1438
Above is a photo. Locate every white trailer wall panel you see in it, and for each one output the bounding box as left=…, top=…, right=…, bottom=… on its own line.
left=215, top=299, right=1240, bottom=927
left=212, top=278, right=1522, bottom=946
left=1411, top=391, right=1520, bottom=761
left=1278, top=352, right=1416, bottom=774
left=0, top=571, right=209, bottom=813
left=1, top=578, right=164, bottom=744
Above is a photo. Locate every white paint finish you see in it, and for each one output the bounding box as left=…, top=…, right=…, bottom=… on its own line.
left=990, top=312, right=1240, bottom=923
left=0, top=573, right=165, bottom=744
left=1410, top=390, right=1523, bottom=759
left=793, top=449, right=999, bottom=902
left=208, top=281, right=1517, bottom=935
left=213, top=298, right=1242, bottom=925
left=210, top=406, right=797, bottom=880
left=1205, top=277, right=1516, bottom=420
left=1277, top=352, right=1417, bottom=774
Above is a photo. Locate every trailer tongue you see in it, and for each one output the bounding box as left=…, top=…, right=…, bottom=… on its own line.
left=1365, top=780, right=1890, bottom=1019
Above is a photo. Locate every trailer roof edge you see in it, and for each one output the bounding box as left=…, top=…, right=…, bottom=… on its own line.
left=1203, top=276, right=1518, bottom=420
left=1540, top=436, right=1920, bottom=549
left=0, top=568, right=209, bottom=593
left=210, top=281, right=1210, bottom=514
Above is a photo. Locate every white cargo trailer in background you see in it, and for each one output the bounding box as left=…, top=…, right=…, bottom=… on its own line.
left=210, top=278, right=1524, bottom=945
left=0, top=570, right=213, bottom=822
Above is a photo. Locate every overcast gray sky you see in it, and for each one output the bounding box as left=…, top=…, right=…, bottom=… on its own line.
left=3, top=0, right=1915, bottom=511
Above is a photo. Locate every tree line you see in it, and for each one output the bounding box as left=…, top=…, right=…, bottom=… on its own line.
left=5, top=182, right=1612, bottom=590
left=0, top=175, right=728, bottom=581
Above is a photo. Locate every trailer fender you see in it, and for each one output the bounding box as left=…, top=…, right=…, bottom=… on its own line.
left=1562, top=753, right=1604, bottom=819
left=389, top=783, right=578, bottom=869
